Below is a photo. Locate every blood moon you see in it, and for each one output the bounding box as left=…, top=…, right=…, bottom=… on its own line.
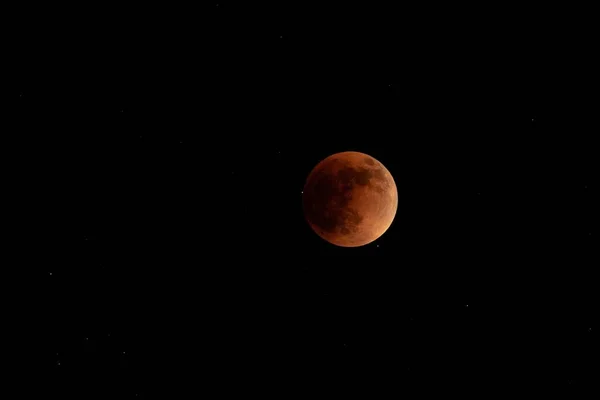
left=302, top=151, right=397, bottom=247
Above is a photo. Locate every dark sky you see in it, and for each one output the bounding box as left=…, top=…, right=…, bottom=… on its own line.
left=16, top=3, right=597, bottom=398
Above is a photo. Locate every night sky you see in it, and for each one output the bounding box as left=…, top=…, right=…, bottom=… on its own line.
left=16, top=3, right=597, bottom=398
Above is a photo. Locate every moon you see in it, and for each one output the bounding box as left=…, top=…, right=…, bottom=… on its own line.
left=302, top=151, right=398, bottom=247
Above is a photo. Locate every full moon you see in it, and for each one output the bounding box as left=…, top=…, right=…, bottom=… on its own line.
left=302, top=151, right=398, bottom=247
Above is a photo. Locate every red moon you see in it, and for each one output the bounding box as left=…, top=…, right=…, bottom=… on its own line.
left=302, top=151, right=398, bottom=247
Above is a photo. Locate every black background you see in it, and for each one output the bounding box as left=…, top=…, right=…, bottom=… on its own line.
left=13, top=3, right=597, bottom=398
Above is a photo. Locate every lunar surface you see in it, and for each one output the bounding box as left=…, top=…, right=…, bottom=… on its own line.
left=302, top=151, right=398, bottom=247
